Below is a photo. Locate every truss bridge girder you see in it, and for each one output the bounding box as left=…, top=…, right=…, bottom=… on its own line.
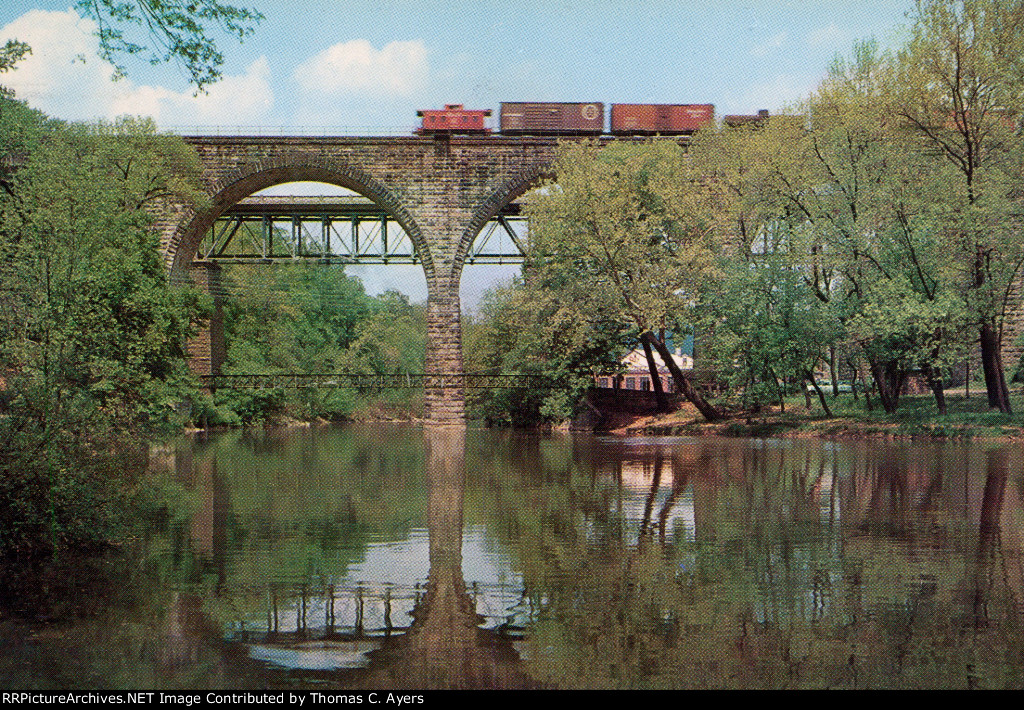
left=200, top=373, right=541, bottom=390
left=195, top=195, right=528, bottom=265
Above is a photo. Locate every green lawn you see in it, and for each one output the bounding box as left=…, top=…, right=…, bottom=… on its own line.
left=769, top=386, right=1024, bottom=439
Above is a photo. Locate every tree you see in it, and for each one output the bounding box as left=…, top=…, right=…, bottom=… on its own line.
left=463, top=275, right=629, bottom=426
left=0, top=109, right=209, bottom=559
left=698, top=243, right=843, bottom=415
left=894, top=0, right=1024, bottom=413
left=525, top=140, right=723, bottom=421
left=73, top=0, right=264, bottom=91
left=0, top=39, right=30, bottom=95
left=0, top=115, right=208, bottom=429
left=1, top=3, right=261, bottom=93
left=691, top=40, right=974, bottom=415
left=793, top=41, right=973, bottom=414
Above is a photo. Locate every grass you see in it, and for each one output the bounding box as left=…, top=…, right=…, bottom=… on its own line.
left=804, top=387, right=1024, bottom=439
left=634, top=385, right=1024, bottom=440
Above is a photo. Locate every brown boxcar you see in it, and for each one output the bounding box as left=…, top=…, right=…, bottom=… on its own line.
left=610, top=104, right=715, bottom=135
left=416, top=104, right=491, bottom=134
left=500, top=102, right=604, bottom=135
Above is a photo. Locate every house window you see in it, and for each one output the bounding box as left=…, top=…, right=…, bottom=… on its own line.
left=625, top=377, right=636, bottom=390
left=641, top=377, right=650, bottom=391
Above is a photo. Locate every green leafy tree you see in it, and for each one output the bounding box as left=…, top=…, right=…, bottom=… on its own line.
left=0, top=39, right=30, bottom=98
left=0, top=109, right=209, bottom=560
left=212, top=264, right=428, bottom=423
left=692, top=40, right=973, bottom=415
left=1, top=3, right=261, bottom=93
left=787, top=42, right=970, bottom=413
left=700, top=248, right=842, bottom=414
left=893, top=0, right=1024, bottom=413
left=463, top=275, right=629, bottom=426
left=526, top=140, right=723, bottom=421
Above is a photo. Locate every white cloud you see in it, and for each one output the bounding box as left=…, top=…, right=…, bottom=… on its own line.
left=111, top=57, right=274, bottom=127
left=0, top=9, right=113, bottom=117
left=750, top=31, right=787, bottom=57
left=294, top=39, right=428, bottom=97
left=0, top=9, right=273, bottom=126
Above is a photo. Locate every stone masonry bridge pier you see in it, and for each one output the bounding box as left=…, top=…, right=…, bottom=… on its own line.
left=156, top=135, right=563, bottom=425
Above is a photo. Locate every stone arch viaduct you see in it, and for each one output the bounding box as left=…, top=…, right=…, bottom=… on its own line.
left=155, top=135, right=564, bottom=425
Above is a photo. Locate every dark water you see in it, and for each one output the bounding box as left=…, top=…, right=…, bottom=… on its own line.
left=4, top=424, right=1024, bottom=689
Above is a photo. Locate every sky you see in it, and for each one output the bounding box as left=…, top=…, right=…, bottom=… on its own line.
left=0, top=1, right=916, bottom=306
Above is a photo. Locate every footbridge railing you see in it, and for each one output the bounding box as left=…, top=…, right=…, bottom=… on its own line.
left=200, top=372, right=541, bottom=390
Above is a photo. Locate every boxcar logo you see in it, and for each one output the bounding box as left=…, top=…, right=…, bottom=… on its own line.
left=581, top=104, right=599, bottom=121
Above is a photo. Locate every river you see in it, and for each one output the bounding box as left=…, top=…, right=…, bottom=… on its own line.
left=2, top=424, right=1023, bottom=689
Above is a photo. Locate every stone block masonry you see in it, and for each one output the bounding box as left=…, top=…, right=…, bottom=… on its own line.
left=157, top=135, right=562, bottom=424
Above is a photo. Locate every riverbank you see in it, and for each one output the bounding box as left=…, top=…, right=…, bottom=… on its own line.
left=598, top=390, right=1024, bottom=441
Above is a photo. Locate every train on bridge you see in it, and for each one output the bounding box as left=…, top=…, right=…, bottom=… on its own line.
left=416, top=102, right=768, bottom=136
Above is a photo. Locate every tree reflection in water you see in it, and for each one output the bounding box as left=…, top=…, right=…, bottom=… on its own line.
left=160, top=434, right=1024, bottom=689
left=3, top=429, right=1024, bottom=689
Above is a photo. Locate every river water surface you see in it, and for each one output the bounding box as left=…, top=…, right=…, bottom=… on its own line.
left=4, top=424, right=1024, bottom=689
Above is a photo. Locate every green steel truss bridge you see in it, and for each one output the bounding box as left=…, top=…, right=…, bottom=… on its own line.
left=196, top=194, right=528, bottom=265
left=200, top=372, right=541, bottom=390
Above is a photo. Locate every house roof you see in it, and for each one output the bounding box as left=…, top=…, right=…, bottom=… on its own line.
left=621, top=347, right=693, bottom=372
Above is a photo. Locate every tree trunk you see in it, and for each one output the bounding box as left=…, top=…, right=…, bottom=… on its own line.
left=868, top=359, right=904, bottom=414
left=804, top=369, right=833, bottom=418
left=642, top=331, right=722, bottom=422
left=641, top=336, right=670, bottom=413
left=922, top=364, right=947, bottom=415
left=965, top=358, right=970, bottom=399
left=770, top=369, right=785, bottom=413
left=979, top=321, right=1012, bottom=414
left=829, top=345, right=839, bottom=397
left=844, top=359, right=857, bottom=401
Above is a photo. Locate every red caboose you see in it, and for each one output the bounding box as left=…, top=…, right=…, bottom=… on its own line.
left=416, top=104, right=492, bottom=135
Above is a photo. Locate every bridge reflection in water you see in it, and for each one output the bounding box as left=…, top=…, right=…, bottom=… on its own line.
left=162, top=427, right=534, bottom=688
left=147, top=430, right=1024, bottom=689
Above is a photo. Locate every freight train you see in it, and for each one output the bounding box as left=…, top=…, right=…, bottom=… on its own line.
left=416, top=103, right=767, bottom=136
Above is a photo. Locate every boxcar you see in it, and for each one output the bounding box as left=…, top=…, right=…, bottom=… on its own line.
left=416, top=104, right=491, bottom=134
left=500, top=102, right=604, bottom=135
left=610, top=104, right=715, bottom=135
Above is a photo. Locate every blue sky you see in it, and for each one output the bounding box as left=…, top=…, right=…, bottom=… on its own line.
left=1, top=1, right=914, bottom=130
left=0, top=1, right=916, bottom=305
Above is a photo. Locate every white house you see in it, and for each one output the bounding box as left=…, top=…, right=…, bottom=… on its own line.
left=595, top=347, right=693, bottom=392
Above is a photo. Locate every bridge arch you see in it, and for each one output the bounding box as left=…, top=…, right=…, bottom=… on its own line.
left=168, top=135, right=565, bottom=424
left=450, top=165, right=550, bottom=285
left=166, top=156, right=432, bottom=283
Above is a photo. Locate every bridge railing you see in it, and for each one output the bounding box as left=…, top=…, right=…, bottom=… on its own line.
left=200, top=372, right=541, bottom=390
left=164, top=125, right=418, bottom=137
